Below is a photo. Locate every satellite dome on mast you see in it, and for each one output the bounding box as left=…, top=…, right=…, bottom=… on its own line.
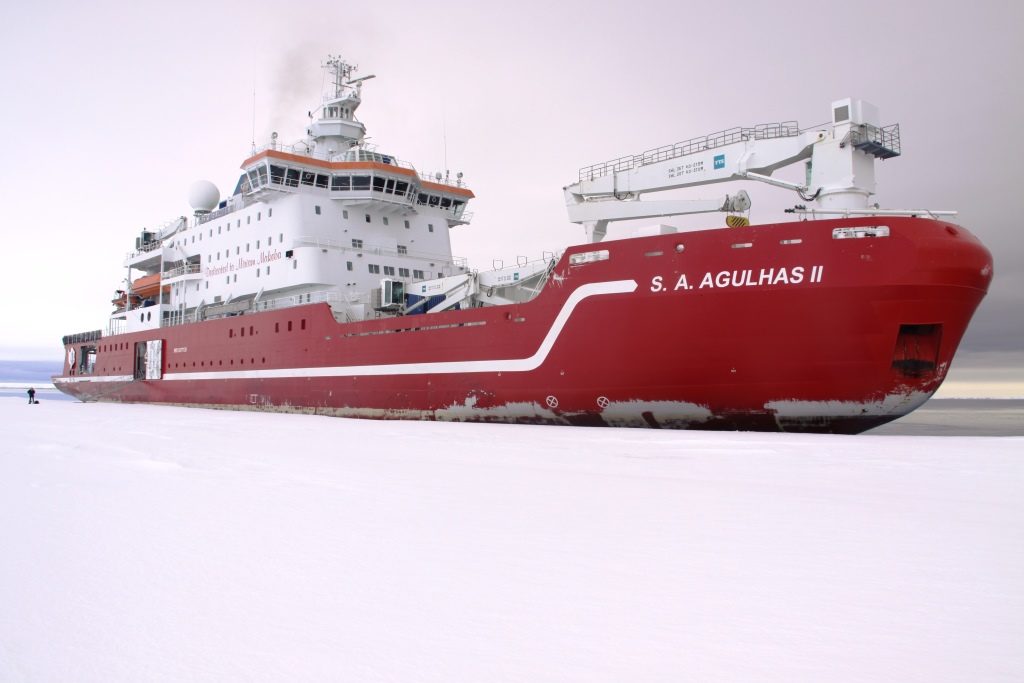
left=188, top=180, right=220, bottom=215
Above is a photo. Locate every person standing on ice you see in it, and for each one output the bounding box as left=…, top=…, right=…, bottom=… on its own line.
left=27, top=387, right=36, bottom=404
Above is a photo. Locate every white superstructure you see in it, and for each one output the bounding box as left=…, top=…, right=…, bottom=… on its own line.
left=114, top=57, right=476, bottom=334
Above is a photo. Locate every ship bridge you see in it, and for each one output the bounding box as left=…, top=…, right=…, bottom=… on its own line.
left=236, top=147, right=474, bottom=227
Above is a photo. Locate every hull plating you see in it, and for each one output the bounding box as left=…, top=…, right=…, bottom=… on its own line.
left=55, top=218, right=993, bottom=434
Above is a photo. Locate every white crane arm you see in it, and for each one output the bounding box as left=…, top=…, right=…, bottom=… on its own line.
left=564, top=98, right=902, bottom=242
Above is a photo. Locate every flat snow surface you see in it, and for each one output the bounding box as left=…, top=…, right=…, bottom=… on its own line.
left=1, top=399, right=1022, bottom=682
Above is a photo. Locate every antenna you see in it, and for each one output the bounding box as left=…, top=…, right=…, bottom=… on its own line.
left=250, top=84, right=257, bottom=155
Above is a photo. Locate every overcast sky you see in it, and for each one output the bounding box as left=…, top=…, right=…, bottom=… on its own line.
left=0, top=0, right=1020, bottom=384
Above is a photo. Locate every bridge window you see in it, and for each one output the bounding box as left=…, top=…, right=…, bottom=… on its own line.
left=332, top=176, right=351, bottom=191
left=372, top=176, right=385, bottom=192
left=301, top=171, right=316, bottom=186
left=315, top=174, right=328, bottom=189
left=285, top=168, right=300, bottom=187
left=270, top=165, right=285, bottom=184
left=352, top=176, right=370, bottom=190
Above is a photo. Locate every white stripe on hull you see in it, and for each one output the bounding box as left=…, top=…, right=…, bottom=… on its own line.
left=55, top=280, right=637, bottom=385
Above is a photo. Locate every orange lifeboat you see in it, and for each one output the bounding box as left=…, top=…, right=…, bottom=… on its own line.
left=131, top=273, right=164, bottom=299
left=112, top=274, right=167, bottom=310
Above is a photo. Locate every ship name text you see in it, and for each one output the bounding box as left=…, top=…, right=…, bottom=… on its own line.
left=650, top=265, right=824, bottom=293
left=204, top=249, right=283, bottom=278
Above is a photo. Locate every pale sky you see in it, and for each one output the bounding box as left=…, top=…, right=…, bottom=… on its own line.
left=0, top=0, right=1020, bottom=392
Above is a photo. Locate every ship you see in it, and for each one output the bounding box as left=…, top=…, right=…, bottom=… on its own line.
left=53, top=56, right=994, bottom=433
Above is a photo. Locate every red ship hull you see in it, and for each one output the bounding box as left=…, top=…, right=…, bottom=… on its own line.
left=54, top=217, right=993, bottom=433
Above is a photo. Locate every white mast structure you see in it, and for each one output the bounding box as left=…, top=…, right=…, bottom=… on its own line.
left=308, top=56, right=375, bottom=160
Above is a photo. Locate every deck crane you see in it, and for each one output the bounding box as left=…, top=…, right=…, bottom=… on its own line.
left=564, top=98, right=914, bottom=243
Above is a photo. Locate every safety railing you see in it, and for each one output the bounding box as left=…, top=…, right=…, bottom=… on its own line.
left=62, top=329, right=103, bottom=345
left=253, top=289, right=352, bottom=313
left=850, top=123, right=901, bottom=159
left=579, top=120, right=801, bottom=181
left=162, top=262, right=202, bottom=279
left=292, top=235, right=469, bottom=270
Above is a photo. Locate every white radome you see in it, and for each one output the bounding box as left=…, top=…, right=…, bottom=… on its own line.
left=188, top=180, right=220, bottom=213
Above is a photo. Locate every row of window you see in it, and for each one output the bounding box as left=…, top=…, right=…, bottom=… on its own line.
left=365, top=263, right=430, bottom=278
left=220, top=265, right=275, bottom=284
left=228, top=319, right=307, bottom=338
left=255, top=164, right=465, bottom=214
left=350, top=239, right=411, bottom=253
left=178, top=208, right=273, bottom=247
left=172, top=358, right=265, bottom=369
left=337, top=208, right=434, bottom=232
left=208, top=234, right=284, bottom=262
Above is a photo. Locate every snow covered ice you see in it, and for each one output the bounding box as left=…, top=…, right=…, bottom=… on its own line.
left=1, top=398, right=1022, bottom=682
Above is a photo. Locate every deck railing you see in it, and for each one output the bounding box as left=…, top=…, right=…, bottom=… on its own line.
left=579, top=120, right=801, bottom=182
